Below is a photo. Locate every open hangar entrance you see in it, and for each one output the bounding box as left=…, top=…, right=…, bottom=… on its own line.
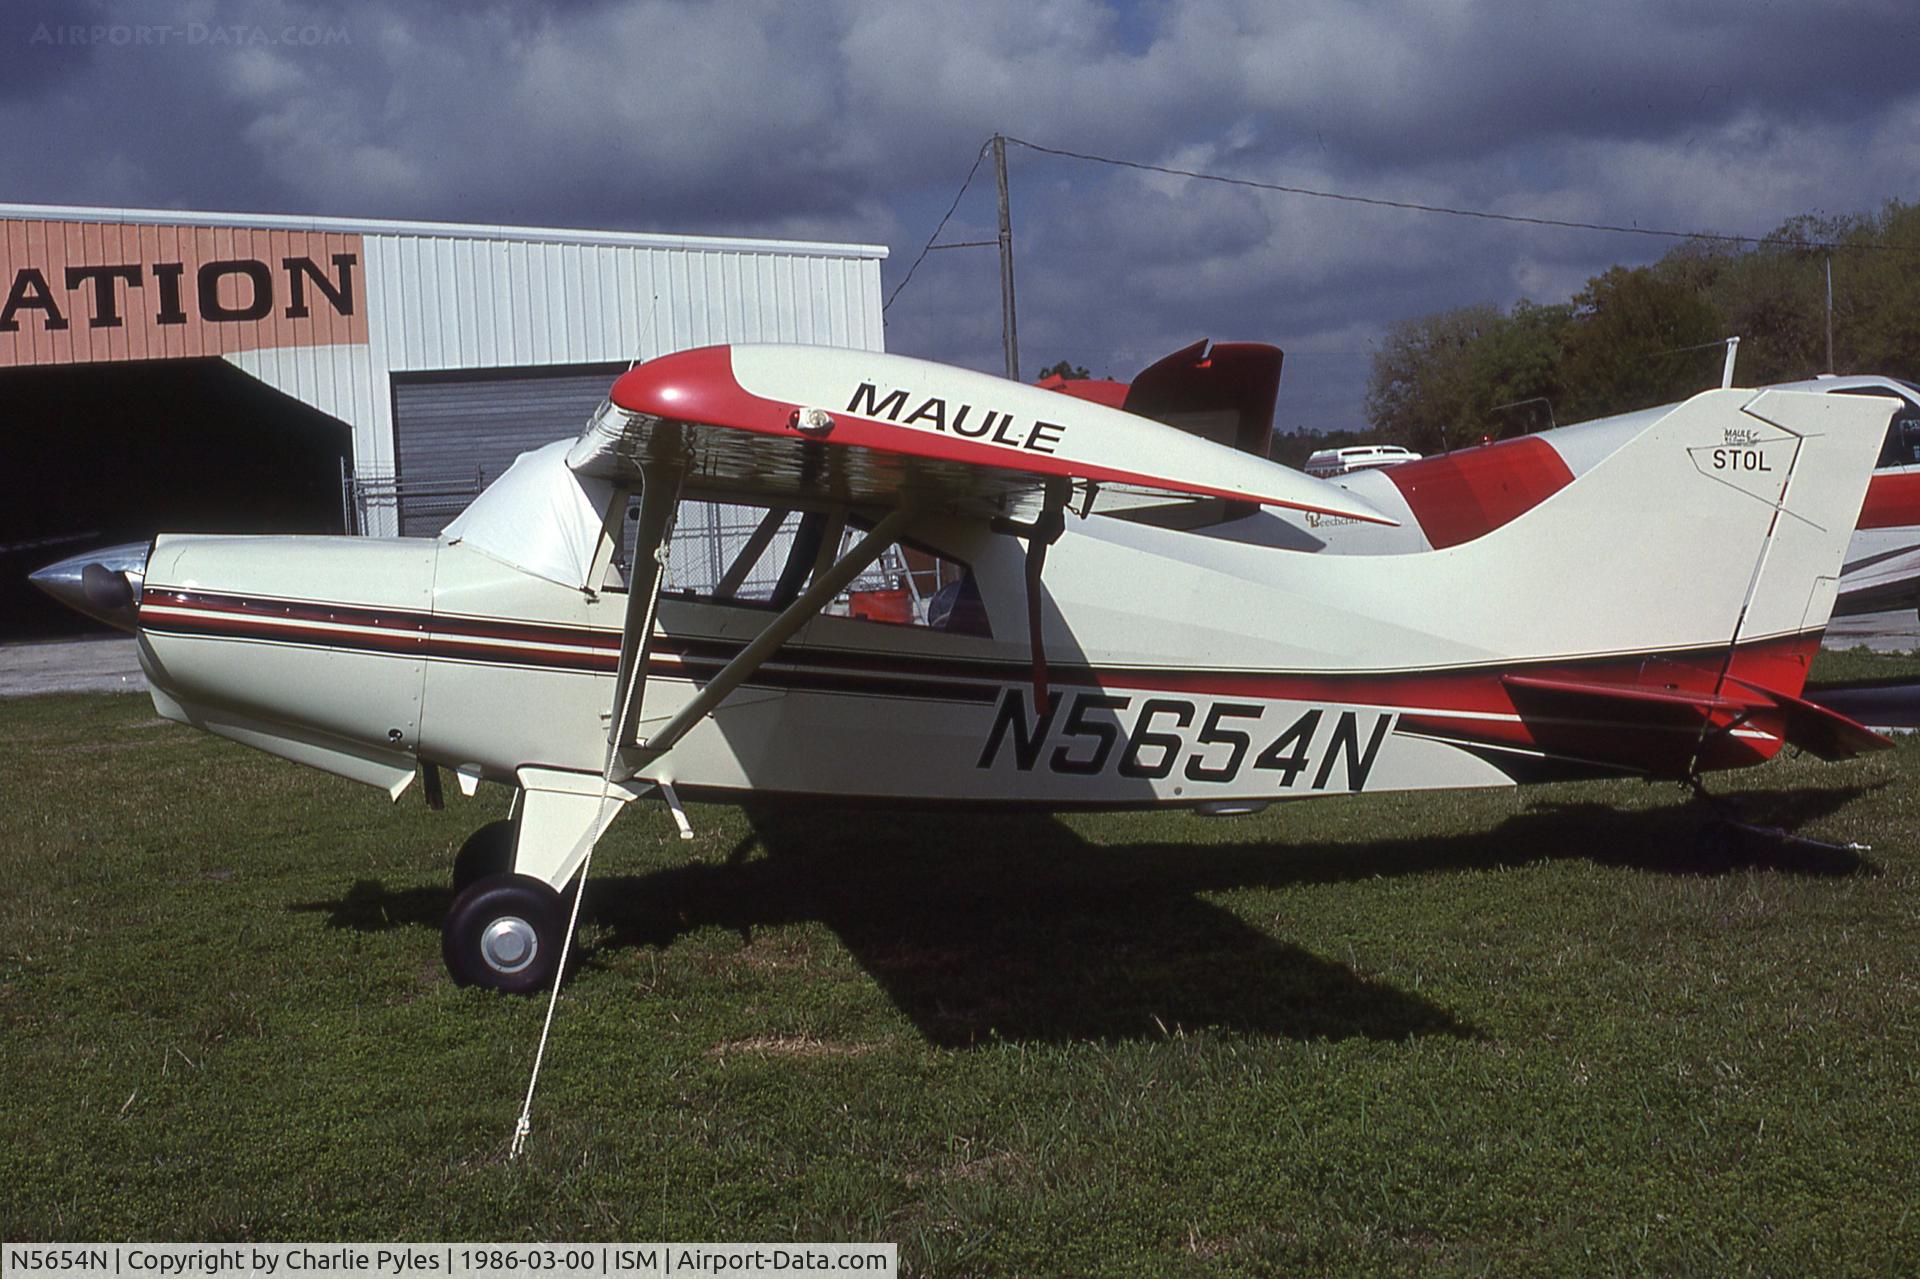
left=2, top=358, right=348, bottom=637
left=1, top=202, right=885, bottom=637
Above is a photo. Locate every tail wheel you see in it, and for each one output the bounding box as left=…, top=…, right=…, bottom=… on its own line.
left=442, top=872, right=567, bottom=994
left=452, top=818, right=517, bottom=894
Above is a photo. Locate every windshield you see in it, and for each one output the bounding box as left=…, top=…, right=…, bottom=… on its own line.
left=440, top=438, right=614, bottom=588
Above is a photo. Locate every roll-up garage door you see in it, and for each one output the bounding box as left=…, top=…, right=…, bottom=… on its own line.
left=390, top=363, right=625, bottom=535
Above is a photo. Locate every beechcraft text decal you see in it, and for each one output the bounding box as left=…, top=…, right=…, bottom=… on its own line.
left=847, top=383, right=1066, bottom=455
left=976, top=689, right=1394, bottom=790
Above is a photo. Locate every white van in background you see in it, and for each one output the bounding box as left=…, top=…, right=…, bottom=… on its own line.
left=1304, top=443, right=1422, bottom=478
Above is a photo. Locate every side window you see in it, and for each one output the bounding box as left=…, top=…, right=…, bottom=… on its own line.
left=605, top=497, right=990, bottom=636
left=670, top=501, right=808, bottom=603
left=607, top=498, right=808, bottom=601
left=1887, top=415, right=1920, bottom=469
left=1831, top=388, right=1920, bottom=468
left=828, top=523, right=989, bottom=636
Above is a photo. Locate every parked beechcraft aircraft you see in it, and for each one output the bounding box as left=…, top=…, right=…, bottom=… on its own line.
left=31, top=342, right=1903, bottom=993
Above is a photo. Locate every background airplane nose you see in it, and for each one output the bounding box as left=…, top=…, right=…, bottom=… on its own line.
left=28, top=541, right=151, bottom=632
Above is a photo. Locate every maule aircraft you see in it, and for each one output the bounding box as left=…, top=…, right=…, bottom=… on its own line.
left=32, top=341, right=1902, bottom=993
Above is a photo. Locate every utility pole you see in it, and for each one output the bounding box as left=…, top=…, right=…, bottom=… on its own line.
left=1825, top=255, right=1835, bottom=374
left=992, top=134, right=1020, bottom=382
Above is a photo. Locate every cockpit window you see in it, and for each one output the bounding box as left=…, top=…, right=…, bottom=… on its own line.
left=605, top=497, right=798, bottom=599
left=604, top=496, right=990, bottom=636
left=441, top=439, right=615, bottom=590
left=1883, top=416, right=1920, bottom=468
left=1830, top=387, right=1920, bottom=468
left=833, top=516, right=989, bottom=635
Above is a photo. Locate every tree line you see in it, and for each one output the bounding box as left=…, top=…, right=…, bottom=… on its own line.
left=1364, top=200, right=1920, bottom=454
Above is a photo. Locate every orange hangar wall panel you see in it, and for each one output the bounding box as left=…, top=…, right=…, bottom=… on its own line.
left=0, top=219, right=368, bottom=365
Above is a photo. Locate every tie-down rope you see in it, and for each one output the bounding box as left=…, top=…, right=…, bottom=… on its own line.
left=508, top=789, right=621, bottom=1160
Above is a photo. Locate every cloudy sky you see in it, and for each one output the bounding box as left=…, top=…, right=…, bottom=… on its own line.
left=5, top=0, right=1917, bottom=430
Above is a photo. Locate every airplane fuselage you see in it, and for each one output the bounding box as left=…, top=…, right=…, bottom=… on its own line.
left=131, top=487, right=1813, bottom=814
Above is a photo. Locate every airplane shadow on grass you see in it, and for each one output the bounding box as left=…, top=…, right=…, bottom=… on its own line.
left=296, top=783, right=1878, bottom=1048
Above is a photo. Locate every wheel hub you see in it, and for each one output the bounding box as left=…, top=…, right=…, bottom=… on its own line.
left=480, top=915, right=538, bottom=974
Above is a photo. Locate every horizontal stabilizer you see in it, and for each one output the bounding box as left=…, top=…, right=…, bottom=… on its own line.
left=1498, top=673, right=1893, bottom=773
left=1727, top=680, right=1896, bottom=760
left=1501, top=674, right=1757, bottom=716
left=1498, top=674, right=1773, bottom=777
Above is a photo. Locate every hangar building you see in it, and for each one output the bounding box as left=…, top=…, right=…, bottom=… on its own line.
left=0, top=202, right=887, bottom=633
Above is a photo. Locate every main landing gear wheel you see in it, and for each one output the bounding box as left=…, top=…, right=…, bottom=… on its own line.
left=452, top=818, right=517, bottom=894
left=442, top=872, right=568, bottom=994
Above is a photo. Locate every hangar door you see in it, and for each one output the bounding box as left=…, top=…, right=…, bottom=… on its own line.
left=3, top=359, right=350, bottom=638
left=388, top=363, right=625, bottom=535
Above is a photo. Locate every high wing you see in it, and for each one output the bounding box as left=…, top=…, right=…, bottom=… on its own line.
left=567, top=344, right=1394, bottom=525
left=564, top=343, right=1388, bottom=789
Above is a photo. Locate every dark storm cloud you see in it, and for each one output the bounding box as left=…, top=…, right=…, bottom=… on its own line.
left=1199, top=1, right=1920, bottom=166
left=0, top=0, right=106, bottom=102
left=2, top=0, right=1915, bottom=426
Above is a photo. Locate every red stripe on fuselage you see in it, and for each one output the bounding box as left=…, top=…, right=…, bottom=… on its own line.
left=1857, top=470, right=1920, bottom=530
left=140, top=588, right=620, bottom=651
left=137, top=587, right=1821, bottom=763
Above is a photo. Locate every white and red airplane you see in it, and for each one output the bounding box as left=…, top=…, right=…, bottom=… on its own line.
left=1256, top=372, right=1920, bottom=618
left=32, top=343, right=1899, bottom=993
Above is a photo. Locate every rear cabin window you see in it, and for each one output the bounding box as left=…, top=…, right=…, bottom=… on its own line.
left=1831, top=386, right=1920, bottom=468
left=607, top=497, right=989, bottom=636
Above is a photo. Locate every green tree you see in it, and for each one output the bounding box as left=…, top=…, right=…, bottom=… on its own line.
left=1558, top=266, right=1726, bottom=420
left=1659, top=201, right=1920, bottom=387
left=1364, top=303, right=1503, bottom=453
left=1363, top=195, right=1920, bottom=446
left=1036, top=360, right=1091, bottom=381
left=1824, top=201, right=1920, bottom=381
left=1471, top=300, right=1573, bottom=436
left=1365, top=301, right=1573, bottom=449
left=1663, top=218, right=1834, bottom=386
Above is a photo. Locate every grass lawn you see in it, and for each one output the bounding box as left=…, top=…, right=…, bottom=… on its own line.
left=3, top=665, right=1918, bottom=1275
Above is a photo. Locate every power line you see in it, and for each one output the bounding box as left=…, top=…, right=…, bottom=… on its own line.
left=884, top=141, right=990, bottom=313
left=1001, top=135, right=1920, bottom=255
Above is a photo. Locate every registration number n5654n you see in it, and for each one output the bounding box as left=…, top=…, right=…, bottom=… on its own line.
left=975, top=688, right=1394, bottom=791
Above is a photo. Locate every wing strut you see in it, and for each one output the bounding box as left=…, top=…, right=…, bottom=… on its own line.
left=608, top=461, right=685, bottom=763
left=995, top=479, right=1070, bottom=708
left=614, top=504, right=917, bottom=778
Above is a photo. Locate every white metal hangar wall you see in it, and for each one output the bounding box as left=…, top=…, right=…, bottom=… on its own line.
left=0, top=204, right=889, bottom=536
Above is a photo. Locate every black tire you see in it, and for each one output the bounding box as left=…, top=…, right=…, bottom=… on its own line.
left=452, top=819, right=517, bottom=894
left=442, top=872, right=568, bottom=994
